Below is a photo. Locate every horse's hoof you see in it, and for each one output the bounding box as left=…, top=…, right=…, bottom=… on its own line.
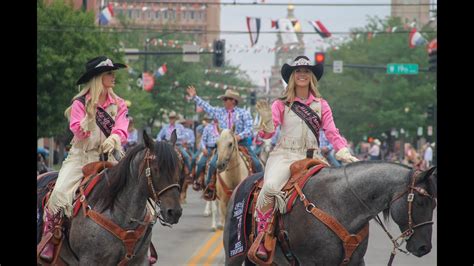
left=181, top=199, right=187, bottom=204
left=211, top=226, right=217, bottom=232
left=217, top=224, right=223, bottom=230
left=203, top=211, right=210, bottom=217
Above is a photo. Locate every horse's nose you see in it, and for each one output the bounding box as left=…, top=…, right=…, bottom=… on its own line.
left=417, top=245, right=431, bottom=256
left=167, top=207, right=182, bottom=221
left=217, top=162, right=226, bottom=171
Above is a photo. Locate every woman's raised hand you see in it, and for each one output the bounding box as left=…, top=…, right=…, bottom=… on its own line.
left=256, top=100, right=274, bottom=133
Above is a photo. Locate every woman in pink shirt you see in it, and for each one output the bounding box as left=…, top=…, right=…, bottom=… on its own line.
left=251, top=56, right=359, bottom=262
left=39, top=56, right=129, bottom=262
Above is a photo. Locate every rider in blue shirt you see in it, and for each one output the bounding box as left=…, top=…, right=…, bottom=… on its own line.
left=186, top=86, right=263, bottom=185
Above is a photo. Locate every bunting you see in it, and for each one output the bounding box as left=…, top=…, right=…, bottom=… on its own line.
left=246, top=17, right=261, bottom=47
left=408, top=28, right=427, bottom=48
left=308, top=20, right=331, bottom=38
left=99, top=3, right=114, bottom=25
left=278, top=18, right=298, bottom=44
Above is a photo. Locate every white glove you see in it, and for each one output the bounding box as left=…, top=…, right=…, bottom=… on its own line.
left=335, top=147, right=359, bottom=163
left=256, top=100, right=274, bottom=133
left=101, top=134, right=121, bottom=154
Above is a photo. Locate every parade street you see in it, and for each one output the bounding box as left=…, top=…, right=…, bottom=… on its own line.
left=152, top=189, right=437, bottom=266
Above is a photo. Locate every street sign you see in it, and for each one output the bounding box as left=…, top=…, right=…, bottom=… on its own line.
left=333, top=60, right=343, bottom=73
left=427, top=126, right=433, bottom=136
left=386, top=64, right=419, bottom=75
left=183, top=44, right=200, bottom=62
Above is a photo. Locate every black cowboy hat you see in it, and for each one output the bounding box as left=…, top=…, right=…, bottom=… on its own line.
left=281, top=55, right=324, bottom=84
left=76, top=56, right=127, bottom=85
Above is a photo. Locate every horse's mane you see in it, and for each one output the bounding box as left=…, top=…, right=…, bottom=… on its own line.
left=90, top=141, right=179, bottom=212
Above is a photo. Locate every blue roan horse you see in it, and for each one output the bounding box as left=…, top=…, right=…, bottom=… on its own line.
left=224, top=161, right=437, bottom=265
left=37, top=131, right=183, bottom=265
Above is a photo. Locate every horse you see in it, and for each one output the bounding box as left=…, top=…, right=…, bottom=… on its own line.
left=37, top=130, right=183, bottom=265
left=258, top=138, right=273, bottom=166
left=224, top=161, right=437, bottom=265
left=215, top=128, right=251, bottom=229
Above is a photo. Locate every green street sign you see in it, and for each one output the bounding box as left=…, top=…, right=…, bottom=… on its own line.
left=386, top=64, right=419, bottom=75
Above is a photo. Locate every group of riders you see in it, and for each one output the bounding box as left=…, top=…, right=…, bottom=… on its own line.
left=38, top=55, right=360, bottom=264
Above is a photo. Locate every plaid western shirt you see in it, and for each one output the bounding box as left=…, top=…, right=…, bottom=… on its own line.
left=200, top=122, right=219, bottom=150
left=193, top=96, right=253, bottom=140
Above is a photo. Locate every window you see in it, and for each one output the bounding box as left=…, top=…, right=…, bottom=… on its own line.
left=155, top=11, right=160, bottom=19
left=191, top=11, right=195, bottom=20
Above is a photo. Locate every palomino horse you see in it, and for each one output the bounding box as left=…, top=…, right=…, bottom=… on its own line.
left=215, top=128, right=251, bottom=229
left=224, top=161, right=437, bottom=265
left=37, top=130, right=183, bottom=265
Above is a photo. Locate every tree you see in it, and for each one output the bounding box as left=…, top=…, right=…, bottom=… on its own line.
left=37, top=0, right=123, bottom=139
left=320, top=16, right=436, bottom=144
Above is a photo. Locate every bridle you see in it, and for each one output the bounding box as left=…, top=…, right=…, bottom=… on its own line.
left=359, top=168, right=436, bottom=266
left=140, top=148, right=181, bottom=227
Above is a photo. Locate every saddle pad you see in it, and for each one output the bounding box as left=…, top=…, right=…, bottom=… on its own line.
left=228, top=171, right=264, bottom=260
left=37, top=171, right=59, bottom=244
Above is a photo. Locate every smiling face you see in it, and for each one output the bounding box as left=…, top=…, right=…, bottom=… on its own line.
left=101, top=71, right=116, bottom=89
left=294, top=67, right=311, bottom=88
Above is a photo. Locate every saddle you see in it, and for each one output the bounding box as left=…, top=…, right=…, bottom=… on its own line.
left=202, top=146, right=256, bottom=201
left=247, top=158, right=328, bottom=266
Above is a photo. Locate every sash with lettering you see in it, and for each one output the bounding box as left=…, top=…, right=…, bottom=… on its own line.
left=285, top=100, right=321, bottom=145
left=77, top=96, right=115, bottom=137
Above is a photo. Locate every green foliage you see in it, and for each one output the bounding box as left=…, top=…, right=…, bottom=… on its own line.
left=320, top=16, right=436, bottom=143
left=37, top=0, right=122, bottom=138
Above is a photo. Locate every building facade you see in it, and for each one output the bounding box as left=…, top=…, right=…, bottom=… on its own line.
left=391, top=0, right=437, bottom=28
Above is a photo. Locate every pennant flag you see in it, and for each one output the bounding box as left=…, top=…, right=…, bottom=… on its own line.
left=142, top=72, right=155, bottom=92
left=154, top=63, right=167, bottom=77
left=271, top=20, right=279, bottom=29
left=278, top=18, right=298, bottom=44
left=99, top=3, right=114, bottom=25
left=308, top=20, right=332, bottom=38
left=408, top=28, right=427, bottom=48
left=246, top=17, right=261, bottom=47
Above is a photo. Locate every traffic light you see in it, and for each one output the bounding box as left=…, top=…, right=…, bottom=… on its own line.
left=428, top=50, right=437, bottom=71
left=427, top=104, right=435, bottom=120
left=213, top=39, right=225, bottom=67
left=250, top=91, right=256, bottom=105
left=314, top=52, right=325, bottom=65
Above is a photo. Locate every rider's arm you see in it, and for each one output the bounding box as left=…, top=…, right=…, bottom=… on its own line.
left=110, top=98, right=129, bottom=144
left=69, top=99, right=91, bottom=140
left=192, top=96, right=219, bottom=118
left=200, top=126, right=209, bottom=150
left=320, top=99, right=348, bottom=152
left=258, top=100, right=284, bottom=139
left=238, top=109, right=254, bottom=140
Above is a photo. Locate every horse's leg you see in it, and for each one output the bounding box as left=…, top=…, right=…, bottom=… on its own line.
left=211, top=201, right=217, bottom=231
left=217, top=199, right=226, bottom=230
left=204, top=201, right=211, bottom=217
left=180, top=182, right=188, bottom=204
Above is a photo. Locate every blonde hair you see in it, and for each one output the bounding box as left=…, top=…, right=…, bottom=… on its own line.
left=64, top=72, right=119, bottom=120
left=279, top=70, right=322, bottom=103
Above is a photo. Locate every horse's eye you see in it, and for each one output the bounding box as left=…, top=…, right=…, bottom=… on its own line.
left=228, top=143, right=232, bottom=148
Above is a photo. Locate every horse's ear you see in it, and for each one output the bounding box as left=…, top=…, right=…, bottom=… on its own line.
left=143, top=129, right=155, bottom=150
left=170, top=129, right=177, bottom=146
left=416, top=166, right=436, bottom=184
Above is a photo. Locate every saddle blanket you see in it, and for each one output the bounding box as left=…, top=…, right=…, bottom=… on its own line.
left=228, top=172, right=264, bottom=260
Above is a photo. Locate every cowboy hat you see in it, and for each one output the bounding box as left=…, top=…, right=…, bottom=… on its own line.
left=373, top=139, right=381, bottom=146
left=281, top=55, right=324, bottom=84
left=203, top=114, right=213, bottom=120
left=217, top=89, right=242, bottom=104
left=168, top=111, right=177, bottom=118
left=76, top=56, right=127, bottom=85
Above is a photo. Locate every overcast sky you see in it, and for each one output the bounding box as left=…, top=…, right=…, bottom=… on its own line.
left=220, top=0, right=391, bottom=86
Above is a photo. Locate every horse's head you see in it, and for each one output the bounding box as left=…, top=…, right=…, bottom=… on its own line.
left=389, top=166, right=437, bottom=257
left=216, top=128, right=237, bottom=172
left=143, top=130, right=183, bottom=224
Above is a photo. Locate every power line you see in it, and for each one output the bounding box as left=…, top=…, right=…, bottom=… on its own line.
left=139, top=1, right=435, bottom=7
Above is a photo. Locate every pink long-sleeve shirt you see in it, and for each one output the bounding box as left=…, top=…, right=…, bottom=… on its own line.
left=258, top=94, right=348, bottom=152
left=70, top=93, right=129, bottom=144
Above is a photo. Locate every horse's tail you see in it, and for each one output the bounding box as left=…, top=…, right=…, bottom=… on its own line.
left=37, top=171, right=59, bottom=244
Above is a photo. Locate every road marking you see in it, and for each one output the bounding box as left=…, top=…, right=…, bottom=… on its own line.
left=203, top=240, right=224, bottom=265
left=187, top=230, right=223, bottom=265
